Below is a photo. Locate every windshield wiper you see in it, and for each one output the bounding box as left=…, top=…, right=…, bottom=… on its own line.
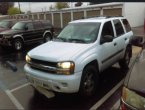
left=68, top=38, right=86, bottom=43
left=53, top=37, right=66, bottom=42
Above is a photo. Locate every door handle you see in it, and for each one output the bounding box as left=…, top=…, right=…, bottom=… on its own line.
left=114, top=42, right=117, bottom=46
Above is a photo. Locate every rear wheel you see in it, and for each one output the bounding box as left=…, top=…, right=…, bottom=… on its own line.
left=43, top=33, right=52, bottom=43
left=79, top=65, right=99, bottom=97
left=119, top=46, right=132, bottom=70
left=13, top=38, right=23, bottom=51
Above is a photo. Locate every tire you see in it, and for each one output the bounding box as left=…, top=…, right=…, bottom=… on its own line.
left=119, top=46, right=132, bottom=70
left=79, top=65, right=99, bottom=97
left=43, top=33, right=52, bottom=43
left=13, top=38, right=23, bottom=51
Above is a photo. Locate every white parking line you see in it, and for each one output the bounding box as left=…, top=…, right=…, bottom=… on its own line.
left=90, top=79, right=124, bottom=110
left=5, top=90, right=24, bottom=109
left=0, top=81, right=24, bottom=110
left=10, top=83, right=30, bottom=92
left=111, top=99, right=120, bottom=110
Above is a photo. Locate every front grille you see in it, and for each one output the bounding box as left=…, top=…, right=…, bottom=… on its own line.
left=29, top=58, right=58, bottom=74
left=31, top=58, right=57, bottom=67
left=30, top=66, right=56, bottom=73
left=0, top=35, right=3, bottom=38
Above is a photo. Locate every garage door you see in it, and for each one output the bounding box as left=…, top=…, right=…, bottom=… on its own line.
left=54, top=13, right=61, bottom=28
left=63, top=12, right=71, bottom=27
left=103, top=8, right=122, bottom=16
left=73, top=11, right=84, bottom=20
left=87, top=10, right=100, bottom=18
left=46, top=14, right=52, bottom=23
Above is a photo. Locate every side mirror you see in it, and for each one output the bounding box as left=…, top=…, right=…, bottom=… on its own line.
left=100, top=35, right=113, bottom=44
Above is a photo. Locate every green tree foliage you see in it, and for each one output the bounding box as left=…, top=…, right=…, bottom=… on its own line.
left=8, top=7, right=21, bottom=15
left=0, top=2, right=14, bottom=15
left=54, top=2, right=69, bottom=10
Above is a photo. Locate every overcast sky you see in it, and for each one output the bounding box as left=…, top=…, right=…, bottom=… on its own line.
left=14, top=2, right=88, bottom=13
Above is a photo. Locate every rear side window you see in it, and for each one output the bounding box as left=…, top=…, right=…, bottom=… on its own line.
left=122, top=19, right=131, bottom=32
left=113, top=19, right=124, bottom=37
left=41, top=21, right=52, bottom=28
left=34, top=22, right=42, bottom=29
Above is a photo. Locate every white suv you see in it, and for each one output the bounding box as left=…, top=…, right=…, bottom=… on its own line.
left=24, top=17, right=133, bottom=97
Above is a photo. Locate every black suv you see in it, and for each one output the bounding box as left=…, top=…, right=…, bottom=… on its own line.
left=0, top=20, right=54, bottom=50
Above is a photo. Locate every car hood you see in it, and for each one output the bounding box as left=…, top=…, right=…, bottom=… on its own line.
left=0, top=27, right=8, bottom=32
left=0, top=29, right=23, bottom=35
left=28, top=41, right=91, bottom=62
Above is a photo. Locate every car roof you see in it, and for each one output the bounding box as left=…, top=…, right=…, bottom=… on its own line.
left=1, top=19, right=17, bottom=22
left=70, top=16, right=125, bottom=24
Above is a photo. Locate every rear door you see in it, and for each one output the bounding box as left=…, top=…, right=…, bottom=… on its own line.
left=112, top=19, right=126, bottom=59
left=23, top=22, right=35, bottom=41
left=33, top=21, right=44, bottom=39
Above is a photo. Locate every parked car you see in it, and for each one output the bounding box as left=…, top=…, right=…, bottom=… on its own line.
left=24, top=16, right=133, bottom=97
left=0, top=19, right=17, bottom=32
left=0, top=20, right=54, bottom=50
left=120, top=37, right=145, bottom=110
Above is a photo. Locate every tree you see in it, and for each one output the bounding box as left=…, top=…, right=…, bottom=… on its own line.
left=54, top=2, right=69, bottom=10
left=49, top=5, right=54, bottom=11
left=75, top=2, right=83, bottom=7
left=0, top=2, right=14, bottom=15
left=8, top=7, right=21, bottom=15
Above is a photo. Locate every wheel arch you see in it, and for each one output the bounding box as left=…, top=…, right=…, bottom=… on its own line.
left=13, top=35, right=24, bottom=42
left=43, top=31, right=52, bottom=39
left=83, top=60, right=99, bottom=74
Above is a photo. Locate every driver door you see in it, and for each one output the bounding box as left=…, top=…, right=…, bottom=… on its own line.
left=98, top=21, right=119, bottom=71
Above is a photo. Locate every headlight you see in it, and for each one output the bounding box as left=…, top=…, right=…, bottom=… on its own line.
left=57, top=62, right=75, bottom=75
left=122, top=86, right=145, bottom=109
left=25, top=55, right=31, bottom=63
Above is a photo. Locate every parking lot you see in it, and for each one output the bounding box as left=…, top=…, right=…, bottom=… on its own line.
left=0, top=41, right=142, bottom=110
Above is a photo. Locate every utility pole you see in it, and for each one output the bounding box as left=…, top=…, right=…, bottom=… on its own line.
left=29, top=2, right=31, bottom=13
left=18, top=2, right=21, bottom=14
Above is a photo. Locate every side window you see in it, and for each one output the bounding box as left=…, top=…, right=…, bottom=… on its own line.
left=122, top=19, right=131, bottom=32
left=34, top=22, right=42, bottom=29
left=42, top=21, right=51, bottom=28
left=101, top=21, right=114, bottom=38
left=113, top=19, right=124, bottom=37
left=26, top=23, right=34, bottom=30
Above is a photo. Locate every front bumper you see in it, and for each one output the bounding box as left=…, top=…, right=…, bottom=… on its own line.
left=0, top=38, right=11, bottom=46
left=24, top=64, right=82, bottom=93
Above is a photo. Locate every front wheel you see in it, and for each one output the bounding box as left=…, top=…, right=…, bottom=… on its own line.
left=43, top=33, right=52, bottom=43
left=12, top=39, right=23, bottom=51
left=119, top=46, right=132, bottom=70
left=79, top=65, right=99, bottom=97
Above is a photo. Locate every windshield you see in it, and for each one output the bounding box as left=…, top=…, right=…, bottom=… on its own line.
left=0, top=21, right=9, bottom=28
left=56, top=22, right=101, bottom=43
left=12, top=22, right=25, bottom=30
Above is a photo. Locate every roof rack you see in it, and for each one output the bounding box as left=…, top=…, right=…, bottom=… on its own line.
left=85, top=15, right=124, bottom=19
